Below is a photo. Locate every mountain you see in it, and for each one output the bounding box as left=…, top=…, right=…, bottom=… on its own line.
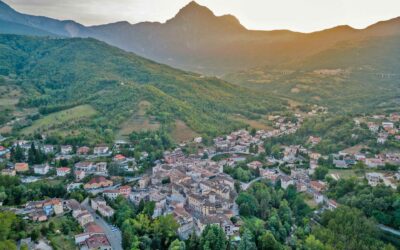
left=224, top=35, right=400, bottom=113
left=0, top=34, right=284, bottom=142
left=1, top=1, right=399, bottom=75
left=0, top=0, right=90, bottom=37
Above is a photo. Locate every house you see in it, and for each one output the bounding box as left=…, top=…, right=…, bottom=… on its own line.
left=43, top=198, right=64, bottom=215
left=296, top=182, right=307, bottom=192
left=90, top=197, right=115, bottom=218
left=333, top=159, right=348, bottom=168
left=102, top=190, right=120, bottom=200
left=366, top=172, right=383, bottom=186
left=247, top=161, right=263, bottom=170
left=113, top=154, right=126, bottom=162
left=75, top=170, right=85, bottom=181
left=91, top=197, right=106, bottom=210
left=84, top=222, right=104, bottom=235
left=61, top=145, right=73, bottom=155
left=95, top=162, right=107, bottom=174
left=76, top=211, right=94, bottom=227
left=30, top=211, right=48, bottom=222
left=77, top=146, right=90, bottom=155
left=42, top=145, right=54, bottom=154
left=93, top=146, right=109, bottom=155
left=33, top=164, right=50, bottom=175
left=84, top=176, right=113, bottom=190
left=118, top=185, right=131, bottom=197
left=382, top=122, right=394, bottom=129
left=280, top=176, right=294, bottom=189
left=82, top=235, right=111, bottom=250
left=15, top=163, right=29, bottom=172
left=313, top=192, right=324, bottom=204
left=194, top=137, right=203, bottom=143
left=310, top=181, right=326, bottom=192
left=327, top=199, right=338, bottom=210
left=309, top=152, right=321, bottom=160
left=75, top=162, right=95, bottom=173
left=139, top=176, right=150, bottom=189
left=1, top=168, right=16, bottom=176
left=56, top=167, right=71, bottom=177
left=260, top=169, right=279, bottom=182
left=365, top=158, right=385, bottom=168
left=308, top=136, right=321, bottom=146
left=97, top=204, right=115, bottom=218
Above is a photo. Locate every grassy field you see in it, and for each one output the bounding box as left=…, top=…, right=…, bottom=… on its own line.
left=170, top=120, right=199, bottom=143
left=21, top=105, right=97, bottom=135
left=48, top=234, right=76, bottom=250
left=116, top=101, right=160, bottom=139
left=231, top=114, right=272, bottom=131
left=328, top=169, right=360, bottom=179
left=0, top=85, right=20, bottom=108
left=301, top=193, right=318, bottom=209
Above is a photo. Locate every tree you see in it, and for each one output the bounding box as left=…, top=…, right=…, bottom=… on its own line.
left=186, top=231, right=200, bottom=250
left=30, top=229, right=40, bottom=243
left=12, top=145, right=24, bottom=162
left=315, top=206, right=388, bottom=250
left=238, top=229, right=256, bottom=250
left=169, top=239, right=186, bottom=250
left=48, top=221, right=56, bottom=233
left=236, top=193, right=259, bottom=217
left=353, top=161, right=366, bottom=174
left=304, top=235, right=330, bottom=250
left=0, top=212, right=17, bottom=241
left=313, top=166, right=329, bottom=180
left=200, top=225, right=227, bottom=250
left=258, top=231, right=281, bottom=250
left=153, top=214, right=179, bottom=249
left=0, top=240, right=17, bottom=250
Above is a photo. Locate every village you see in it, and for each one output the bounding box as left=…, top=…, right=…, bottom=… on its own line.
left=0, top=110, right=399, bottom=250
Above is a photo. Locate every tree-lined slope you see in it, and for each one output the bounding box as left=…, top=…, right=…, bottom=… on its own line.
left=0, top=34, right=284, bottom=140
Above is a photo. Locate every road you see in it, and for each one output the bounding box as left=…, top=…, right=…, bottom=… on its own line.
left=240, top=176, right=264, bottom=190
left=81, top=198, right=123, bottom=250
left=379, top=224, right=400, bottom=237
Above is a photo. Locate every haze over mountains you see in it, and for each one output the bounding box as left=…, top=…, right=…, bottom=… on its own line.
left=1, top=0, right=400, bottom=75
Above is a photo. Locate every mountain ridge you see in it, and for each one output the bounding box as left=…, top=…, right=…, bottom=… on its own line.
left=0, top=0, right=399, bottom=75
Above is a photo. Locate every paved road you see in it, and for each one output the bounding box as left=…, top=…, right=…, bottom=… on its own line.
left=240, top=176, right=264, bottom=190
left=379, top=224, right=400, bottom=237
left=81, top=198, right=123, bottom=250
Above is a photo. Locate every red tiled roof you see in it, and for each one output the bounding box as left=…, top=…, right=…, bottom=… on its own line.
left=87, top=176, right=108, bottom=184
left=85, top=235, right=110, bottom=248
left=84, top=222, right=104, bottom=234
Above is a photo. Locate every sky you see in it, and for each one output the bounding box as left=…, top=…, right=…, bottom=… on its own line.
left=3, top=0, right=400, bottom=32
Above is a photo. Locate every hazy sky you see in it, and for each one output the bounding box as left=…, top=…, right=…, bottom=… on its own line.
left=4, top=0, right=400, bottom=32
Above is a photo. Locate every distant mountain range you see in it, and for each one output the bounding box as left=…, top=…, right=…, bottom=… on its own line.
left=1, top=0, right=399, bottom=75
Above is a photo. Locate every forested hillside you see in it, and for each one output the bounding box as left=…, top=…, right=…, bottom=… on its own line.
left=224, top=35, right=400, bottom=113
left=0, top=34, right=285, bottom=142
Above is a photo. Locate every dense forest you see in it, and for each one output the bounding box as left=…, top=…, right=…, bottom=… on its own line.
left=0, top=34, right=286, bottom=142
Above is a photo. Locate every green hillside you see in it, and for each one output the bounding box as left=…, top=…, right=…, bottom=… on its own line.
left=0, top=34, right=285, bottom=142
left=224, top=35, right=400, bottom=113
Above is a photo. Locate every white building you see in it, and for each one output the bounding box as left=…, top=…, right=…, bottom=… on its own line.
left=33, top=164, right=50, bottom=175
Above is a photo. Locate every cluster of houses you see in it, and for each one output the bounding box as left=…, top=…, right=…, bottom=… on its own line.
left=66, top=199, right=112, bottom=250
left=25, top=198, right=64, bottom=222
left=129, top=149, right=239, bottom=239
left=363, top=113, right=400, bottom=144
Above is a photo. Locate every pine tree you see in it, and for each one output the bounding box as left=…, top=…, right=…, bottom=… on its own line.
left=238, top=229, right=256, bottom=250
